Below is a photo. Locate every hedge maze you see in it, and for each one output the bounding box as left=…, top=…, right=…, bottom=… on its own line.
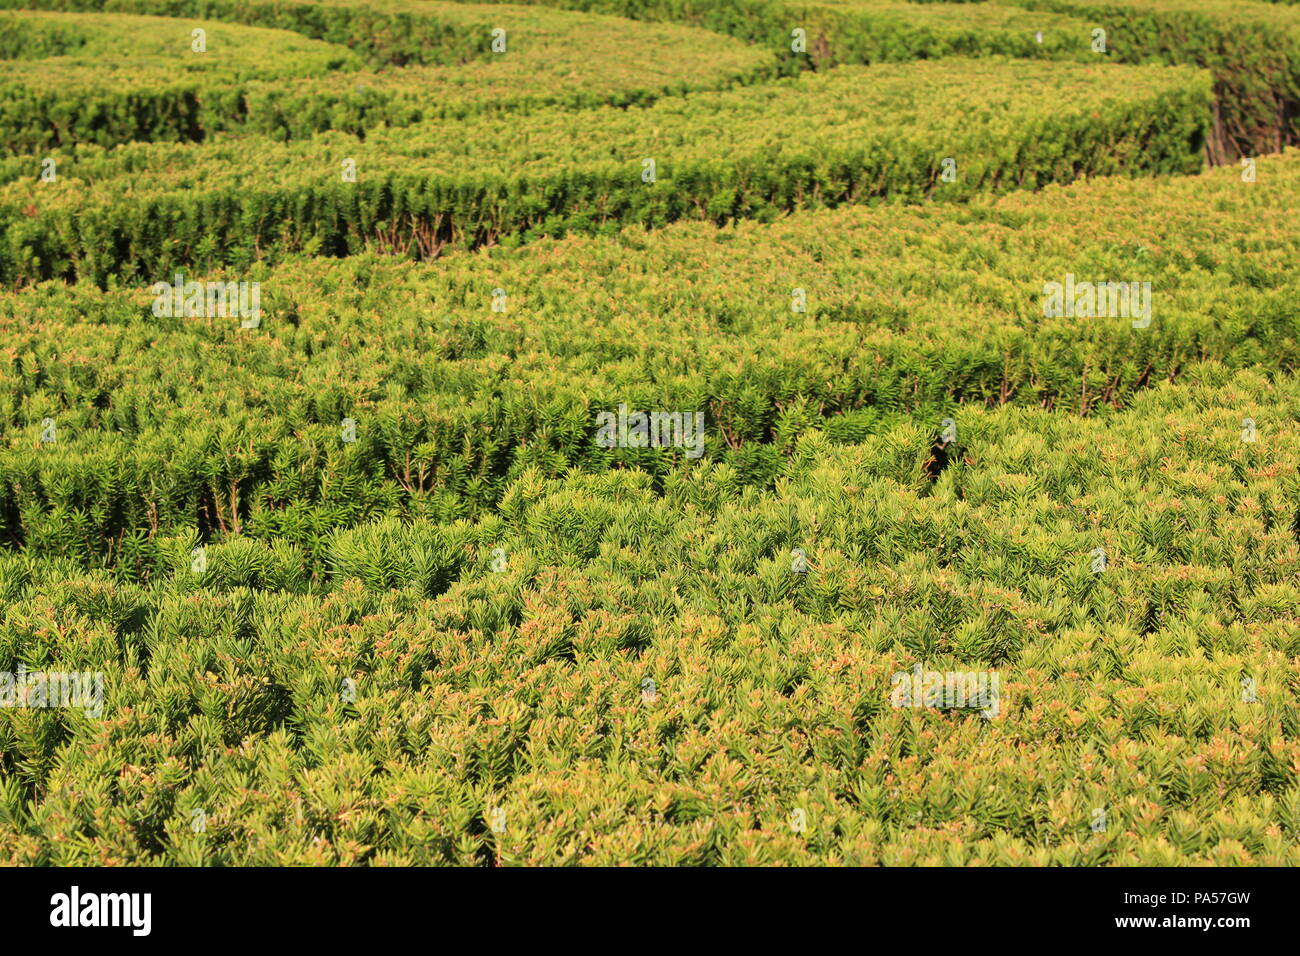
left=0, top=0, right=1297, bottom=866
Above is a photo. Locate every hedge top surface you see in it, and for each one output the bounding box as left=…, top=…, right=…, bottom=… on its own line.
left=0, top=1, right=775, bottom=86
left=1, top=0, right=1299, bottom=871
left=408, top=0, right=1300, bottom=156
left=1, top=150, right=1293, bottom=566
left=8, top=149, right=1292, bottom=433
left=1014, top=0, right=1300, bottom=25
left=0, top=4, right=776, bottom=145
left=0, top=54, right=1212, bottom=284
left=1004, top=0, right=1300, bottom=51
left=2, top=363, right=1298, bottom=865
left=795, top=0, right=1088, bottom=35
left=420, top=0, right=1099, bottom=59
left=8, top=58, right=1207, bottom=194
left=0, top=0, right=496, bottom=64
left=0, top=10, right=365, bottom=82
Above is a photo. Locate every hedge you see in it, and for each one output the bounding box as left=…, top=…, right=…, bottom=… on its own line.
left=0, top=365, right=1297, bottom=864
left=0, top=59, right=1212, bottom=284
left=0, top=6, right=776, bottom=151
left=423, top=0, right=1096, bottom=65
left=1005, top=0, right=1300, bottom=157
left=3, top=0, right=1298, bottom=869
left=460, top=0, right=1300, bottom=158
left=1, top=149, right=1293, bottom=573
left=0, top=0, right=490, bottom=65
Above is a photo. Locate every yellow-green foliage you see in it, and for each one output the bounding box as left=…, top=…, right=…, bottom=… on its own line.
left=2, top=0, right=1299, bottom=868
left=2, top=58, right=1212, bottom=283
left=3, top=151, right=1295, bottom=570
left=436, top=0, right=1300, bottom=155
left=1, top=366, right=1298, bottom=864
left=0, top=4, right=776, bottom=150
left=431, top=0, right=1097, bottom=62
left=983, top=0, right=1300, bottom=155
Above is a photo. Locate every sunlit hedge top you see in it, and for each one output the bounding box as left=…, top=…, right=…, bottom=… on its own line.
left=1, top=58, right=1212, bottom=283
left=0, top=150, right=1293, bottom=571
left=0, top=4, right=777, bottom=151
left=1, top=365, right=1296, bottom=865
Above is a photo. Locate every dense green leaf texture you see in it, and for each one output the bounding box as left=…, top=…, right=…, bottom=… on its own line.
left=2, top=59, right=1211, bottom=282
left=1004, top=0, right=1300, bottom=156
left=1, top=364, right=1298, bottom=864
left=1, top=151, right=1296, bottom=575
left=2, top=0, right=1299, bottom=867
left=0, top=6, right=777, bottom=151
left=435, top=0, right=1300, bottom=156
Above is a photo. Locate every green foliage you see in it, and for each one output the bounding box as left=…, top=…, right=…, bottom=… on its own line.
left=444, top=0, right=1300, bottom=158
left=4, top=151, right=1296, bottom=565
left=0, top=0, right=492, bottom=66
left=0, top=5, right=775, bottom=151
left=440, top=0, right=1098, bottom=63
left=2, top=0, right=1298, bottom=868
left=1, top=59, right=1211, bottom=283
left=2, top=367, right=1299, bottom=864
left=1006, top=0, right=1300, bottom=157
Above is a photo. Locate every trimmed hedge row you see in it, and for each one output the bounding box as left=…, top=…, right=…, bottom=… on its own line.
left=35, top=0, right=1243, bottom=160
left=427, top=0, right=1096, bottom=64
left=0, top=366, right=1297, bottom=864
left=0, top=0, right=491, bottom=66
left=0, top=59, right=1213, bottom=284
left=723, top=0, right=1094, bottom=64
left=1004, top=0, right=1300, bottom=157
left=461, top=0, right=1300, bottom=158
left=0, top=12, right=364, bottom=152
left=0, top=6, right=776, bottom=152
left=1, top=149, right=1294, bottom=572
left=2, top=0, right=1297, bottom=868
